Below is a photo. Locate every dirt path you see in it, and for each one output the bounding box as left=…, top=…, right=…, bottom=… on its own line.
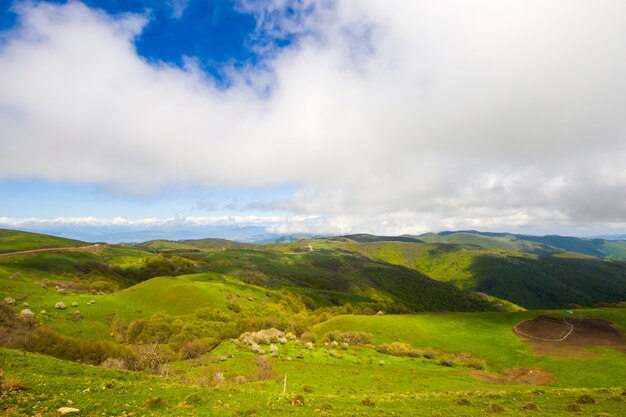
left=0, top=244, right=107, bottom=259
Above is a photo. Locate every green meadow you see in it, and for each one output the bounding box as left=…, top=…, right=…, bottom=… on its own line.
left=1, top=230, right=625, bottom=416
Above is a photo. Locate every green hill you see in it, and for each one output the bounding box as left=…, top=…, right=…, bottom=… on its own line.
left=419, top=230, right=626, bottom=259
left=2, top=229, right=626, bottom=417
left=313, top=308, right=626, bottom=388
left=181, top=248, right=494, bottom=313
left=0, top=229, right=85, bottom=254
left=324, top=237, right=626, bottom=309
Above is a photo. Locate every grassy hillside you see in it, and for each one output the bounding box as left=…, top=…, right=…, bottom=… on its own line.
left=4, top=346, right=626, bottom=416
left=419, top=232, right=556, bottom=254
left=332, top=238, right=626, bottom=309
left=139, top=238, right=254, bottom=252
left=1, top=229, right=626, bottom=416
left=313, top=308, right=626, bottom=388
left=0, top=229, right=85, bottom=254
left=420, top=231, right=626, bottom=259
left=182, top=248, right=494, bottom=313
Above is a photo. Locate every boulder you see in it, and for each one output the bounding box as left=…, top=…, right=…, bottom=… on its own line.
left=55, top=302, right=67, bottom=310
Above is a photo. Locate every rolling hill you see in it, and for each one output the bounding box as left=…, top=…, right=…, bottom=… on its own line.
left=419, top=230, right=626, bottom=259
left=1, top=229, right=626, bottom=417
left=0, top=228, right=86, bottom=254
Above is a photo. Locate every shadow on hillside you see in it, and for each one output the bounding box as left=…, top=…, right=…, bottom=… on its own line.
left=468, top=254, right=626, bottom=310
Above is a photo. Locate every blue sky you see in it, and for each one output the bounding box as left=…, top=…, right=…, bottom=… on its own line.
left=0, top=0, right=302, bottom=240
left=1, top=0, right=626, bottom=241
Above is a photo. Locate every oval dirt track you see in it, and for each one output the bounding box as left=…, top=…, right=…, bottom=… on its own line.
left=514, top=316, right=626, bottom=358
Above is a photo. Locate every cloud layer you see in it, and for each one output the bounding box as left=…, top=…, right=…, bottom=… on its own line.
left=1, top=1, right=626, bottom=234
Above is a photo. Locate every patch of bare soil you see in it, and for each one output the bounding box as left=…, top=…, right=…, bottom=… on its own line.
left=473, top=367, right=554, bottom=386
left=513, top=316, right=626, bottom=359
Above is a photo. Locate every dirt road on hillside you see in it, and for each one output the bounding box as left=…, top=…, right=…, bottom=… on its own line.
left=0, top=244, right=107, bottom=258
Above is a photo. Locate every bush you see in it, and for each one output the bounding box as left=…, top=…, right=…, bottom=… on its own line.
left=522, top=402, right=539, bottom=411
left=565, top=404, right=582, bottom=412
left=421, top=349, right=438, bottom=359
left=291, top=395, right=305, bottom=406
left=300, top=332, right=316, bottom=343
left=485, top=403, right=505, bottom=412
left=100, top=357, right=126, bottom=369
left=323, top=331, right=371, bottom=345
left=577, top=394, right=595, bottom=404
left=467, top=358, right=486, bottom=370
left=240, top=328, right=285, bottom=345
left=180, top=339, right=212, bottom=359
left=30, top=327, right=132, bottom=366
left=254, top=355, right=276, bottom=381
left=144, top=397, right=167, bottom=409
left=438, top=355, right=458, bottom=367
left=376, top=342, right=422, bottom=357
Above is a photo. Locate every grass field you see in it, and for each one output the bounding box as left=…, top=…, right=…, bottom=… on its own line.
left=1, top=230, right=626, bottom=416
left=0, top=229, right=85, bottom=254
left=313, top=309, right=626, bottom=388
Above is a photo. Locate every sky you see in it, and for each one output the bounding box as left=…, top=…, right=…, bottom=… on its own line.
left=1, top=0, right=626, bottom=242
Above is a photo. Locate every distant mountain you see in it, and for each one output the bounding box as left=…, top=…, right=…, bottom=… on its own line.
left=252, top=234, right=322, bottom=244
left=318, top=234, right=626, bottom=309
left=418, top=230, right=626, bottom=259
left=592, top=234, right=626, bottom=241
left=2, top=228, right=625, bottom=311
left=337, top=234, right=423, bottom=244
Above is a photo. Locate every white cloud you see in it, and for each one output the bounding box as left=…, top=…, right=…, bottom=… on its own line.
left=1, top=1, right=626, bottom=234
left=167, top=0, right=189, bottom=19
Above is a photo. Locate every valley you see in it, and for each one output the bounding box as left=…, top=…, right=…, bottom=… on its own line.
left=1, top=229, right=625, bottom=416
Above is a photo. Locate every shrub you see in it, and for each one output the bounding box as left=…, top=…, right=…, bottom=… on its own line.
left=180, top=339, right=212, bottom=359
left=240, top=328, right=285, bottom=345
left=0, top=371, right=26, bottom=394
left=421, top=349, right=438, bottom=359
left=376, top=342, right=421, bottom=357
left=467, top=358, right=486, bottom=370
left=300, top=332, right=316, bottom=343
left=485, top=403, right=505, bottom=412
left=577, top=394, right=595, bottom=404
left=100, top=357, right=126, bottom=369
left=254, top=355, right=276, bottom=381
left=269, top=344, right=278, bottom=355
left=318, top=402, right=333, bottom=411
left=130, top=344, right=172, bottom=373
left=437, top=354, right=458, bottom=367
left=456, top=398, right=471, bottom=406
left=323, top=331, right=371, bottom=345
left=144, top=397, right=167, bottom=409
left=522, top=402, right=539, bottom=411
left=565, top=404, right=582, bottom=412
left=362, top=397, right=375, bottom=407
